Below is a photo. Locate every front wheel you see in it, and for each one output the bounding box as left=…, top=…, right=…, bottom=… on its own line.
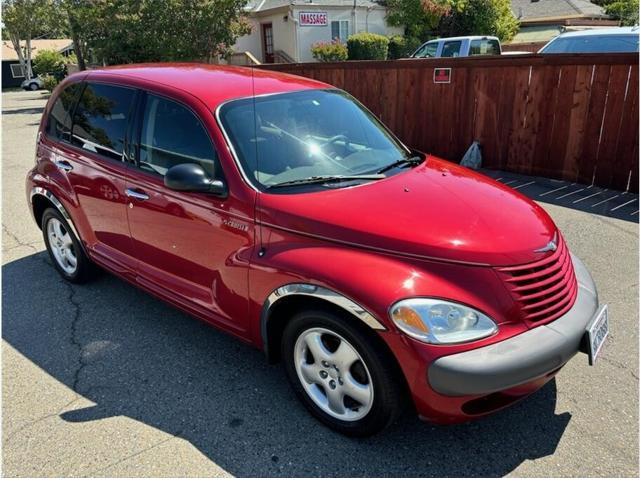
left=28, top=82, right=39, bottom=91
left=282, top=308, right=403, bottom=436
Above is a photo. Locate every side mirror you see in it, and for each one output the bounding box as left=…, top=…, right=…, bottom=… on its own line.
left=164, top=163, right=227, bottom=198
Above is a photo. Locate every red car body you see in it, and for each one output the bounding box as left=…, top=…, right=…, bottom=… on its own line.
left=26, top=64, right=603, bottom=426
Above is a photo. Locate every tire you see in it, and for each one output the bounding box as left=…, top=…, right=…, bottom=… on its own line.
left=29, top=82, right=39, bottom=91
left=282, top=308, right=403, bottom=437
left=41, top=208, right=96, bottom=283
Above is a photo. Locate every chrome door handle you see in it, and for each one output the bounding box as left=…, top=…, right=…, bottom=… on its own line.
left=125, top=188, right=149, bottom=200
left=55, top=159, right=73, bottom=172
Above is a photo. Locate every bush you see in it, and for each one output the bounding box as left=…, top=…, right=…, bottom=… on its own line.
left=33, top=49, right=67, bottom=79
left=387, top=35, right=422, bottom=59
left=311, top=40, right=348, bottom=62
left=347, top=32, right=389, bottom=60
left=42, top=74, right=59, bottom=92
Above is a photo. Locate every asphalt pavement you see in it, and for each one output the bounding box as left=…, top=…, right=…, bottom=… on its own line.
left=2, top=90, right=638, bottom=477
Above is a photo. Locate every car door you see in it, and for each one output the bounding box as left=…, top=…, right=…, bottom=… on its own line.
left=48, top=80, right=138, bottom=276
left=124, top=91, right=253, bottom=334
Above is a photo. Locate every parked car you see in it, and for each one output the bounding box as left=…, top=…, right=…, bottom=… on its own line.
left=27, top=65, right=608, bottom=436
left=539, top=27, right=640, bottom=54
left=21, top=76, right=44, bottom=91
left=410, top=36, right=501, bottom=58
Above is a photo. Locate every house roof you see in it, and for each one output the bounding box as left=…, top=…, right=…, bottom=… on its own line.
left=511, top=0, right=609, bottom=22
left=2, top=39, right=73, bottom=62
left=246, top=0, right=381, bottom=12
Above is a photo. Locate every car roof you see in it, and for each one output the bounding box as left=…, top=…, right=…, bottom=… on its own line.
left=554, top=27, right=640, bottom=38
left=425, top=35, right=499, bottom=43
left=82, top=63, right=331, bottom=110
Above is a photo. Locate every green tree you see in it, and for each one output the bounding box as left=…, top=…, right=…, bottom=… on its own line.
left=386, top=0, right=451, bottom=41
left=60, top=0, right=251, bottom=66
left=2, top=0, right=56, bottom=79
left=440, top=0, right=519, bottom=42
left=593, top=0, right=639, bottom=25
left=32, top=48, right=66, bottom=77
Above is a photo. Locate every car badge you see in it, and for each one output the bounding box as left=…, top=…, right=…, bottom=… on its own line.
left=535, top=235, right=557, bottom=253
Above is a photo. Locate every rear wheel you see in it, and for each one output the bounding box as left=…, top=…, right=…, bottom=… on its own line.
left=282, top=308, right=402, bottom=436
left=42, top=208, right=96, bottom=283
left=28, top=82, right=39, bottom=91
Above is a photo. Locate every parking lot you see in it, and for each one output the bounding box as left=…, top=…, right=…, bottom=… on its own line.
left=2, top=89, right=638, bottom=477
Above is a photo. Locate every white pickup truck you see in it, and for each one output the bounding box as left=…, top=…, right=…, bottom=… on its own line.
left=410, top=36, right=501, bottom=58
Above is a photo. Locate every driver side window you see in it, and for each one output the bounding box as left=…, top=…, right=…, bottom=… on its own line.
left=138, top=94, right=217, bottom=178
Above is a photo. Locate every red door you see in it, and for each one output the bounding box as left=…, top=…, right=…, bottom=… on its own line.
left=124, top=92, right=254, bottom=334
left=262, top=23, right=274, bottom=63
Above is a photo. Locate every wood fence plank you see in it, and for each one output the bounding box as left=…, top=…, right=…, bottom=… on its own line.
left=611, top=64, right=638, bottom=191
left=594, top=64, right=631, bottom=188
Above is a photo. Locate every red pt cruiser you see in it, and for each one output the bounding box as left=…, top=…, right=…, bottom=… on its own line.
left=26, top=65, right=609, bottom=436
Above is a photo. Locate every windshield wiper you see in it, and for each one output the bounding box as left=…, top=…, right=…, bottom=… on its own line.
left=267, top=174, right=385, bottom=189
left=376, top=155, right=423, bottom=174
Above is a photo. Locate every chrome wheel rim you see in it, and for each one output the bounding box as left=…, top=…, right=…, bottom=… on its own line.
left=47, top=218, right=77, bottom=275
left=294, top=327, right=374, bottom=421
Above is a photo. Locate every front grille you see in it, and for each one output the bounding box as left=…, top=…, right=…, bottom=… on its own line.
left=496, top=234, right=577, bottom=325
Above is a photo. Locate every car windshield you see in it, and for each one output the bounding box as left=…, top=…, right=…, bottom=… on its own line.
left=541, top=34, right=639, bottom=53
left=218, top=89, right=412, bottom=191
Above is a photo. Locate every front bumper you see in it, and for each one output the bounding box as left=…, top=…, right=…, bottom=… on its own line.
left=427, top=254, right=599, bottom=397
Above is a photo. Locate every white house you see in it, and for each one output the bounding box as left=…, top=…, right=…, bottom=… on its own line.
left=232, top=0, right=403, bottom=63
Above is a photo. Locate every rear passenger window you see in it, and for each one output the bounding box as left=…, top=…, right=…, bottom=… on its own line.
left=470, top=39, right=501, bottom=56
left=441, top=41, right=462, bottom=57
left=138, top=94, right=217, bottom=177
left=46, top=83, right=82, bottom=141
left=71, top=83, right=135, bottom=161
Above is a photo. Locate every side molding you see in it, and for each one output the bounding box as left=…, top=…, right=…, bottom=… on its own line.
left=31, top=187, right=83, bottom=244
left=262, top=284, right=386, bottom=347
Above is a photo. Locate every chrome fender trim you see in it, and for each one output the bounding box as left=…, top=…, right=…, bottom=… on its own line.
left=30, top=187, right=82, bottom=242
left=261, top=283, right=386, bottom=352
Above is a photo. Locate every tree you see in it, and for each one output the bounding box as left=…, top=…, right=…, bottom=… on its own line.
left=32, top=48, right=66, bottom=77
left=439, top=0, right=519, bottom=42
left=2, top=0, right=54, bottom=79
left=592, top=0, right=639, bottom=26
left=59, top=0, right=251, bottom=66
left=386, top=0, right=451, bottom=42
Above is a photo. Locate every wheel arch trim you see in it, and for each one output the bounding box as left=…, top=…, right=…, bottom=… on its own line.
left=30, top=187, right=84, bottom=247
left=260, top=283, right=386, bottom=355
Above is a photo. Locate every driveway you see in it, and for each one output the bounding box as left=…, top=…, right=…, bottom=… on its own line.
left=2, top=90, right=638, bottom=477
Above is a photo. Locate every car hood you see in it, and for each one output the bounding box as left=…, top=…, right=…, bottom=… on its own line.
left=257, top=157, right=557, bottom=266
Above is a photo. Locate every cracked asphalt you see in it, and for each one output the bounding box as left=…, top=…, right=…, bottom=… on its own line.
left=2, top=90, right=638, bottom=477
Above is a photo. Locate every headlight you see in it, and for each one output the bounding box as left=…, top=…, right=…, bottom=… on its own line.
left=390, top=298, right=497, bottom=344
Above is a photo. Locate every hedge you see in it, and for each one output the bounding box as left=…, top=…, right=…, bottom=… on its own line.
left=347, top=32, right=389, bottom=60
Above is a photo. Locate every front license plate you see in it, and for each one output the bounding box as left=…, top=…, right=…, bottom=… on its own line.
left=586, top=305, right=609, bottom=366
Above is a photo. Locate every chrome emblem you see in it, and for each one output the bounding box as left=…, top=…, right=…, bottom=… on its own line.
left=535, top=235, right=557, bottom=253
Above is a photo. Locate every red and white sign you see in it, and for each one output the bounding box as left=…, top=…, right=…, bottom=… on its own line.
left=433, top=68, right=451, bottom=84
left=299, top=11, right=328, bottom=26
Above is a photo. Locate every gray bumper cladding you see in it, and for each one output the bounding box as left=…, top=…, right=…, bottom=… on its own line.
left=428, top=254, right=599, bottom=397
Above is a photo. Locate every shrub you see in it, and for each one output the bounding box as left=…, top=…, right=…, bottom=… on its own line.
left=33, top=49, right=67, bottom=78
left=311, top=40, right=348, bottom=62
left=42, top=74, right=59, bottom=92
left=387, top=35, right=422, bottom=59
left=347, top=32, right=389, bottom=60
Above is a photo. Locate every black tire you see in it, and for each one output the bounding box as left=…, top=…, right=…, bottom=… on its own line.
left=41, top=208, right=96, bottom=283
left=29, top=82, right=39, bottom=91
left=282, top=308, right=403, bottom=437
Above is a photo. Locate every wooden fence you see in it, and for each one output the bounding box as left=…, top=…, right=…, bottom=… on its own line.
left=261, top=53, right=639, bottom=192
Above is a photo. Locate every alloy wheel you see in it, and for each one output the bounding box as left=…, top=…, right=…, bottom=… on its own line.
left=46, top=217, right=78, bottom=275
left=294, top=327, right=374, bottom=421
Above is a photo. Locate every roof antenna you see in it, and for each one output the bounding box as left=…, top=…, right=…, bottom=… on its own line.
left=251, top=66, right=266, bottom=257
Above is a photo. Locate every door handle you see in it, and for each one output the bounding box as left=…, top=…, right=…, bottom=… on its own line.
left=125, top=188, right=149, bottom=201
left=55, top=159, right=73, bottom=172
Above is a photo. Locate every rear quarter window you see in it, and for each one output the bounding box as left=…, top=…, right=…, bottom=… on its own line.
left=470, top=39, right=501, bottom=56
left=71, top=83, right=136, bottom=161
left=46, top=83, right=83, bottom=142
